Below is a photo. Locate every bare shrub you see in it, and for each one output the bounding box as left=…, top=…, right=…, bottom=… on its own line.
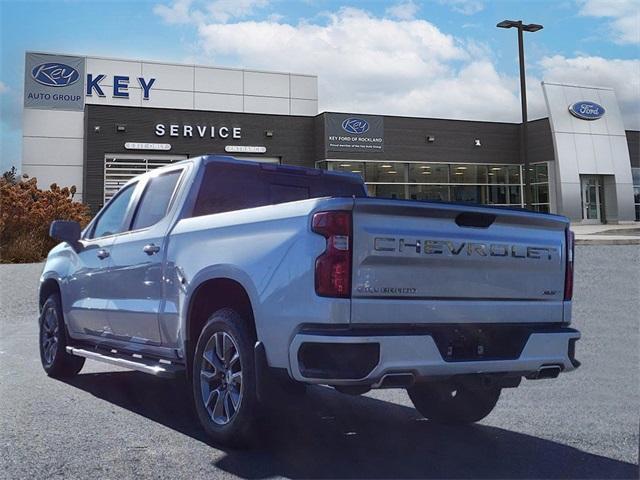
left=0, top=173, right=91, bottom=263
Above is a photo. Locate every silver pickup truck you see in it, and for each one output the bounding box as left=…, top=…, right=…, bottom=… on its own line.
left=40, top=156, right=580, bottom=445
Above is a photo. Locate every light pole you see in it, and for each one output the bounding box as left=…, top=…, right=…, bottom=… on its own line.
left=497, top=20, right=543, bottom=210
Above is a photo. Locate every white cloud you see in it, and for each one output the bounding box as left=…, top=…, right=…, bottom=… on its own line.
left=153, top=0, right=195, bottom=24
left=206, top=0, right=269, bottom=23
left=193, top=7, right=525, bottom=122
left=154, top=2, right=639, bottom=128
left=0, top=81, right=8, bottom=94
left=153, top=0, right=269, bottom=24
left=539, top=55, right=640, bottom=128
left=438, top=0, right=484, bottom=15
left=579, top=0, right=636, bottom=18
left=385, top=1, right=419, bottom=20
left=267, top=13, right=284, bottom=22
left=578, top=0, right=640, bottom=44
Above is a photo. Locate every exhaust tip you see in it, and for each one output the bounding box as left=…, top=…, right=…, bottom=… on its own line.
left=377, top=373, right=415, bottom=389
left=532, top=365, right=562, bottom=380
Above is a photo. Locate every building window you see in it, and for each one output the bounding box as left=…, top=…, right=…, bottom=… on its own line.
left=317, top=160, right=527, bottom=208
left=529, top=162, right=550, bottom=213
left=632, top=167, right=640, bottom=221
left=409, top=163, right=450, bottom=184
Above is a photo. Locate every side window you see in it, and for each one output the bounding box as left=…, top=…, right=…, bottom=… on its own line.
left=90, top=183, right=136, bottom=239
left=131, top=170, right=182, bottom=230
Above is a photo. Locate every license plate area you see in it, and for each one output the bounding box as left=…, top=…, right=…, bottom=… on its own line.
left=429, top=325, right=531, bottom=362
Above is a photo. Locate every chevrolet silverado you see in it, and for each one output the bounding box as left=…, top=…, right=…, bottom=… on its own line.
left=39, top=155, right=580, bottom=445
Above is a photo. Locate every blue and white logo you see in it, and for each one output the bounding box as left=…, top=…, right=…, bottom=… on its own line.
left=342, top=117, right=370, bottom=135
left=568, top=101, right=605, bottom=120
left=31, top=63, right=80, bottom=87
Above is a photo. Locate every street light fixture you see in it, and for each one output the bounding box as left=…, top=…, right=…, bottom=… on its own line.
left=497, top=19, right=543, bottom=209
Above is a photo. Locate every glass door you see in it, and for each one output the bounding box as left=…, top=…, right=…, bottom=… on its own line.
left=581, top=175, right=602, bottom=223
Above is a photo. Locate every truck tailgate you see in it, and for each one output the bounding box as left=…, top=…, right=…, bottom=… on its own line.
left=350, top=198, right=569, bottom=325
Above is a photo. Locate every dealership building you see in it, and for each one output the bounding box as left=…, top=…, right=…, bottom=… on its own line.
left=22, top=51, right=640, bottom=222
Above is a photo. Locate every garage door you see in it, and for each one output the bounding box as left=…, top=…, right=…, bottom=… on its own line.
left=104, top=153, right=188, bottom=203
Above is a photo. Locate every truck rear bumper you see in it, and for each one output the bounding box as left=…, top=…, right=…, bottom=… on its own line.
left=288, top=326, right=580, bottom=387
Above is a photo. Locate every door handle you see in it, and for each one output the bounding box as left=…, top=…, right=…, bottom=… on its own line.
left=143, top=243, right=161, bottom=255
left=96, top=249, right=110, bottom=260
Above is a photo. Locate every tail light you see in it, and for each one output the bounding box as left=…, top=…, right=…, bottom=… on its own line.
left=564, top=228, right=575, bottom=301
left=312, top=211, right=352, bottom=298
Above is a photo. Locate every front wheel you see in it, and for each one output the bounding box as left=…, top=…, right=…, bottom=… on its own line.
left=39, top=293, right=85, bottom=378
left=192, top=308, right=259, bottom=447
left=408, top=381, right=501, bottom=424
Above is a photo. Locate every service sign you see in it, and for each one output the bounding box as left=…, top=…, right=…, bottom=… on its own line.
left=24, top=53, right=85, bottom=111
left=568, top=101, right=605, bottom=120
left=326, top=113, right=384, bottom=153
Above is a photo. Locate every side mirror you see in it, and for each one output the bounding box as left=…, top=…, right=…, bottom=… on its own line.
left=49, top=220, right=81, bottom=246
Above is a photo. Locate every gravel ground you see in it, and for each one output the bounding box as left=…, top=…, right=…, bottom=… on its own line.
left=1, top=245, right=638, bottom=479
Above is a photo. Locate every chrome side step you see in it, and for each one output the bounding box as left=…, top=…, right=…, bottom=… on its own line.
left=66, top=346, right=184, bottom=378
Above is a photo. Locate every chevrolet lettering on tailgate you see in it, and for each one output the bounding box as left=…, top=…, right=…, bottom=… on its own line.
left=374, top=237, right=557, bottom=260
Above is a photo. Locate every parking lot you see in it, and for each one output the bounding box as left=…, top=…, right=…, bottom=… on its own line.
left=1, top=245, right=638, bottom=479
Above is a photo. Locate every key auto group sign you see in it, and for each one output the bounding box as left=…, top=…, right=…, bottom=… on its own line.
left=326, top=113, right=384, bottom=153
left=24, top=52, right=157, bottom=111
left=24, top=53, right=86, bottom=110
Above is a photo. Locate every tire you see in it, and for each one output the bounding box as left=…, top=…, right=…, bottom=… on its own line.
left=408, top=381, right=501, bottom=424
left=191, top=308, right=259, bottom=447
left=39, top=293, right=85, bottom=378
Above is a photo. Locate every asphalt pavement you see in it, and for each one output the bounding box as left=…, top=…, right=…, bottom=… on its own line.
left=1, top=245, right=638, bottom=479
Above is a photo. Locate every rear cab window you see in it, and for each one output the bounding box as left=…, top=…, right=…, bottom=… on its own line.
left=191, top=162, right=366, bottom=217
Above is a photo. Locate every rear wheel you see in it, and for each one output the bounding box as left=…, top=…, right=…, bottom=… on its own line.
left=192, top=308, right=259, bottom=447
left=408, top=381, right=501, bottom=424
left=39, top=293, right=85, bottom=378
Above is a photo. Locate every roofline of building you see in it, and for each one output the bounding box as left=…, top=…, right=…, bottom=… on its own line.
left=24, top=50, right=318, bottom=79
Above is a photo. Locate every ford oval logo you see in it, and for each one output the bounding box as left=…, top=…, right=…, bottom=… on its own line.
left=31, top=62, right=80, bottom=87
left=342, top=117, right=370, bottom=135
left=568, top=101, right=605, bottom=120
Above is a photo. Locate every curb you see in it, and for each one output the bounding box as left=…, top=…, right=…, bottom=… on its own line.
left=576, top=238, right=640, bottom=245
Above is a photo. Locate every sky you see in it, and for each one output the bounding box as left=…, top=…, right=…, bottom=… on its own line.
left=1, top=0, right=639, bottom=172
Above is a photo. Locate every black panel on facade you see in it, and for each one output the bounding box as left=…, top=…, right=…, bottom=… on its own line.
left=84, top=105, right=562, bottom=213
left=85, top=105, right=317, bottom=211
